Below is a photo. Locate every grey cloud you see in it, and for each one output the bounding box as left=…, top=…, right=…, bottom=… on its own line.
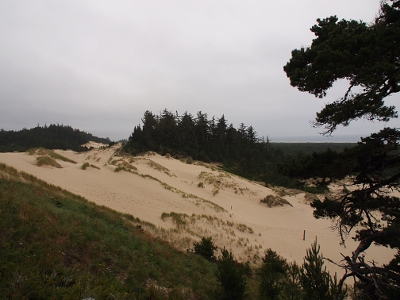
left=1, top=0, right=396, bottom=141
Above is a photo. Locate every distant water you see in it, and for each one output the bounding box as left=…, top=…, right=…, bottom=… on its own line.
left=270, top=134, right=364, bottom=143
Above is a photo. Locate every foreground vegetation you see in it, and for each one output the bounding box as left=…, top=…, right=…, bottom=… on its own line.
left=1, top=163, right=349, bottom=299
left=0, top=163, right=217, bottom=299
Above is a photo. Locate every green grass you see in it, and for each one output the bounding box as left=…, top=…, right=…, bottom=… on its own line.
left=0, top=163, right=222, bottom=299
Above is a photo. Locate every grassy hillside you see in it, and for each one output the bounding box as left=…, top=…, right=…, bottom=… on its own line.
left=0, top=163, right=226, bottom=299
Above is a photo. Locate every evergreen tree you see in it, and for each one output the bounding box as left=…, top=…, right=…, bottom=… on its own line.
left=215, top=247, right=247, bottom=300
left=157, top=109, right=178, bottom=151
left=141, top=110, right=158, bottom=150
left=258, top=249, right=287, bottom=300
left=300, top=239, right=333, bottom=300
left=178, top=111, right=196, bottom=151
left=191, top=237, right=217, bottom=261
left=284, top=1, right=400, bottom=298
left=282, top=262, right=303, bottom=300
left=194, top=111, right=209, bottom=148
left=284, top=0, right=399, bottom=135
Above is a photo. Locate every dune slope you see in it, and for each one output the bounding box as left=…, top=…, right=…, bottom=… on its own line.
left=0, top=144, right=394, bottom=274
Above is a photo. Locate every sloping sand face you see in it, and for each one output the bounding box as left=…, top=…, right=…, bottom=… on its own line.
left=0, top=145, right=394, bottom=274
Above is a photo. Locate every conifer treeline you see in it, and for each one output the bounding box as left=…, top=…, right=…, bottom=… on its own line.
left=124, top=109, right=284, bottom=180
left=0, top=124, right=111, bottom=152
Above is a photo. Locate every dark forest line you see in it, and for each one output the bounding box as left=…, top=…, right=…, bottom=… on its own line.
left=123, top=109, right=355, bottom=190
left=0, top=113, right=357, bottom=190
left=0, top=124, right=112, bottom=152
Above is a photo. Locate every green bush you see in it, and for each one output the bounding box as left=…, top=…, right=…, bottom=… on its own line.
left=191, top=237, right=217, bottom=261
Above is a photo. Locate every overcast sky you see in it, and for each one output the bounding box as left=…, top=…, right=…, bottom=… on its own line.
left=1, top=0, right=398, bottom=142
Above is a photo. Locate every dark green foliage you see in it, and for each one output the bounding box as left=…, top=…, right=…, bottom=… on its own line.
left=310, top=128, right=400, bottom=298
left=282, top=262, right=303, bottom=300
left=124, top=109, right=356, bottom=192
left=284, top=1, right=399, bottom=135
left=124, top=109, right=284, bottom=181
left=258, top=249, right=287, bottom=300
left=215, top=247, right=248, bottom=300
left=255, top=243, right=344, bottom=300
left=284, top=1, right=400, bottom=298
left=0, top=124, right=111, bottom=152
left=271, top=143, right=354, bottom=160
left=191, top=237, right=217, bottom=261
left=124, top=109, right=351, bottom=188
left=300, top=239, right=346, bottom=300
left=278, top=148, right=343, bottom=185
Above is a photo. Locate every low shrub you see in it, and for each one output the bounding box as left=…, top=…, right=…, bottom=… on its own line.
left=260, top=195, right=292, bottom=207
left=36, top=156, right=62, bottom=168
left=190, top=237, right=217, bottom=261
left=81, top=162, right=100, bottom=170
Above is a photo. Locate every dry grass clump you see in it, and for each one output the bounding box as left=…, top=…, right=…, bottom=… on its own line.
left=260, top=195, right=292, bottom=207
left=271, top=186, right=303, bottom=197
left=237, top=223, right=254, bottom=234
left=81, top=162, right=100, bottom=170
left=193, top=161, right=210, bottom=168
left=198, top=171, right=247, bottom=196
left=111, top=159, right=137, bottom=173
left=36, top=156, right=62, bottom=168
left=144, top=151, right=157, bottom=156
left=161, top=212, right=189, bottom=230
left=147, top=160, right=175, bottom=176
left=159, top=182, right=225, bottom=212
left=177, top=156, right=194, bottom=164
left=27, top=148, right=76, bottom=164
left=304, top=192, right=320, bottom=204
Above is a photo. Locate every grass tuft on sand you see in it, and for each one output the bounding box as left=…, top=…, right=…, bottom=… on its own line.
left=81, top=162, right=100, bottom=170
left=36, top=155, right=62, bottom=168
left=260, top=195, right=292, bottom=207
left=28, top=148, right=77, bottom=164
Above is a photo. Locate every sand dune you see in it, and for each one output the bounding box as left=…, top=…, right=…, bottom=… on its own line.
left=0, top=143, right=394, bottom=275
